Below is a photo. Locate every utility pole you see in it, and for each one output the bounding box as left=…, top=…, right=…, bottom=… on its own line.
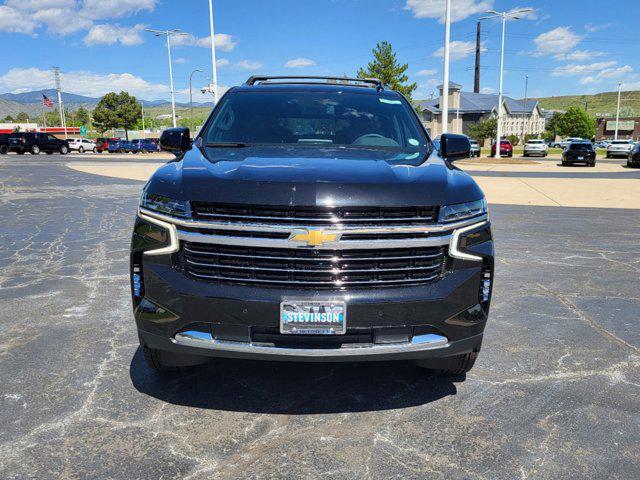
left=480, top=8, right=532, bottom=157
left=146, top=29, right=187, bottom=128
left=614, top=82, right=622, bottom=140
left=52, top=67, right=67, bottom=139
left=521, top=75, right=528, bottom=143
left=141, top=101, right=146, bottom=139
left=207, top=0, right=219, bottom=103
left=189, top=69, right=203, bottom=135
left=474, top=21, right=481, bottom=93
left=441, top=0, right=452, bottom=135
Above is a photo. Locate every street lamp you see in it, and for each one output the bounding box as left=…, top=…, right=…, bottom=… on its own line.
left=207, top=0, right=219, bottom=104
left=480, top=8, right=533, bottom=157
left=189, top=69, right=203, bottom=135
left=146, top=28, right=188, bottom=128
left=614, top=82, right=622, bottom=140
left=441, top=0, right=452, bottom=135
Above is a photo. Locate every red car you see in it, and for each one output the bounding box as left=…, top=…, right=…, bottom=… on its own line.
left=95, top=137, right=118, bottom=153
left=490, top=140, right=513, bottom=157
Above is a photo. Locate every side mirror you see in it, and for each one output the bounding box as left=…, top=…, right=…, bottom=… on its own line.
left=440, top=133, right=471, bottom=161
left=160, top=127, right=191, bottom=154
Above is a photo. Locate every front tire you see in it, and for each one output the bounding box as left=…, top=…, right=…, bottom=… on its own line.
left=416, top=351, right=478, bottom=376
left=0, top=145, right=8, bottom=154
left=30, top=145, right=40, bottom=155
left=59, top=145, right=69, bottom=155
left=78, top=146, right=85, bottom=153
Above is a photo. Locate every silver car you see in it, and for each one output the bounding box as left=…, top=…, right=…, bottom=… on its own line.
left=606, top=139, right=635, bottom=158
left=523, top=139, right=548, bottom=157
left=469, top=139, right=481, bottom=157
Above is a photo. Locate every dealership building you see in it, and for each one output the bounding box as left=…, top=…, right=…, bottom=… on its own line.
left=595, top=117, right=640, bottom=141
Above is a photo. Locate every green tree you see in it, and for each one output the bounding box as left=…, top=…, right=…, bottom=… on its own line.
left=467, top=118, right=497, bottom=144
left=357, top=41, right=417, bottom=100
left=75, top=106, right=90, bottom=126
left=3, top=115, right=14, bottom=122
left=92, top=91, right=142, bottom=139
left=552, top=107, right=596, bottom=139
left=507, top=134, right=520, bottom=146
left=15, top=112, right=29, bottom=122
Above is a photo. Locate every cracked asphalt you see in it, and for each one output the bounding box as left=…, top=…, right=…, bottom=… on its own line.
left=1, top=154, right=639, bottom=479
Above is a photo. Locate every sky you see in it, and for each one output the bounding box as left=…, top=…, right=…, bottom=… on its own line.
left=1, top=0, right=639, bottom=103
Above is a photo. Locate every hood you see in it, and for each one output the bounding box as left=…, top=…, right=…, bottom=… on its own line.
left=146, top=145, right=484, bottom=208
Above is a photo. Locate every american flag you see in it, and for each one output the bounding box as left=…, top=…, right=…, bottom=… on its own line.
left=42, top=94, right=54, bottom=108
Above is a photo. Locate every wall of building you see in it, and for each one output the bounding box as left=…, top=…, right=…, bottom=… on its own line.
left=596, top=117, right=639, bottom=141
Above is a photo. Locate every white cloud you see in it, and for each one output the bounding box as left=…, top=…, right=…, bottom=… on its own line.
left=417, top=69, right=437, bottom=76
left=80, top=0, right=158, bottom=20
left=174, top=58, right=186, bottom=65
left=33, top=8, right=93, bottom=35
left=234, top=60, right=263, bottom=70
left=533, top=26, right=582, bottom=56
left=217, top=59, right=230, bottom=67
left=0, top=6, right=39, bottom=34
left=0, top=67, right=168, bottom=99
left=505, top=6, right=537, bottom=20
left=5, top=0, right=74, bottom=10
left=172, top=33, right=237, bottom=52
left=84, top=24, right=146, bottom=46
left=555, top=50, right=604, bottom=61
left=585, top=22, right=613, bottom=33
left=433, top=41, right=484, bottom=61
left=481, top=87, right=496, bottom=94
left=552, top=61, right=617, bottom=77
left=405, top=0, right=493, bottom=23
left=581, top=65, right=633, bottom=84
left=284, top=58, right=316, bottom=68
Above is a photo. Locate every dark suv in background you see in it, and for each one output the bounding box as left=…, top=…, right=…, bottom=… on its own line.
left=8, top=132, right=69, bottom=155
left=562, top=140, right=596, bottom=167
left=131, top=76, right=494, bottom=376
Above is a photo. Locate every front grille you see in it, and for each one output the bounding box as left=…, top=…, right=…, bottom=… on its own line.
left=182, top=242, right=446, bottom=288
left=191, top=202, right=438, bottom=226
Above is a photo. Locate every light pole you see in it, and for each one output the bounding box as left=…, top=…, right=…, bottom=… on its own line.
left=614, top=82, right=622, bottom=140
left=441, top=0, right=452, bottom=135
left=141, top=101, right=146, bottom=139
left=480, top=8, right=533, bottom=157
left=521, top=75, right=528, bottom=143
left=207, top=0, right=219, bottom=103
left=146, top=28, right=187, bottom=128
left=189, top=69, right=203, bottom=135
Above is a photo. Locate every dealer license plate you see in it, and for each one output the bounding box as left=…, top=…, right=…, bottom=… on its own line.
left=280, top=300, right=346, bottom=335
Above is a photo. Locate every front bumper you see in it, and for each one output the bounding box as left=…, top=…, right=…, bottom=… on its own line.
left=132, top=214, right=494, bottom=362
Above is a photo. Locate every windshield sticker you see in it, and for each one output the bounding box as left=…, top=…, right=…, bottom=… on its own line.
left=379, top=98, right=402, bottom=105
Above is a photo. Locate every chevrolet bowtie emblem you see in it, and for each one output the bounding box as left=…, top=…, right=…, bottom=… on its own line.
left=289, top=228, right=340, bottom=247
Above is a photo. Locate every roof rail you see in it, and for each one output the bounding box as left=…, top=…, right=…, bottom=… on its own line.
left=244, top=76, right=384, bottom=91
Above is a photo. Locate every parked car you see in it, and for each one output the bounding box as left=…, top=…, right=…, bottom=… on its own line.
left=606, top=139, right=635, bottom=158
left=0, top=133, right=9, bottom=154
left=559, top=137, right=584, bottom=149
left=8, top=132, right=69, bottom=155
left=132, top=75, right=493, bottom=375
left=67, top=138, right=96, bottom=153
left=562, top=140, right=596, bottom=166
left=469, top=139, right=481, bottom=157
left=628, top=143, right=640, bottom=168
left=490, top=139, right=513, bottom=157
left=95, top=137, right=118, bottom=153
left=523, top=139, right=548, bottom=157
left=130, top=138, right=160, bottom=153
left=108, top=140, right=133, bottom=153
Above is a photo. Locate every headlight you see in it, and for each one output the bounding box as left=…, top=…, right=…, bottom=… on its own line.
left=439, top=198, right=487, bottom=223
left=140, top=191, right=191, bottom=218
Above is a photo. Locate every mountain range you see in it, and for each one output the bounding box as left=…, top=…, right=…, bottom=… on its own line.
left=0, top=89, right=214, bottom=119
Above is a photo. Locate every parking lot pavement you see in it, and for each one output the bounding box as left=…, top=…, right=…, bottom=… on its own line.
left=1, top=154, right=639, bottom=479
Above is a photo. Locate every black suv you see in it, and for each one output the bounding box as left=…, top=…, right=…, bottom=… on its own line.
left=8, top=132, right=70, bottom=155
left=562, top=140, right=596, bottom=167
left=131, top=76, right=494, bottom=375
left=0, top=133, right=10, bottom=154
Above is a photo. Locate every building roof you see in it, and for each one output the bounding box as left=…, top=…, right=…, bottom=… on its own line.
left=417, top=90, right=539, bottom=115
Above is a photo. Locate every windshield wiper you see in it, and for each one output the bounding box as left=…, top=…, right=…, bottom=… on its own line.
left=205, top=142, right=247, bottom=148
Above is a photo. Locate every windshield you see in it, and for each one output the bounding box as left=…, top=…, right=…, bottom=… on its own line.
left=204, top=90, right=428, bottom=151
left=528, top=140, right=544, bottom=144
left=611, top=140, right=631, bottom=144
